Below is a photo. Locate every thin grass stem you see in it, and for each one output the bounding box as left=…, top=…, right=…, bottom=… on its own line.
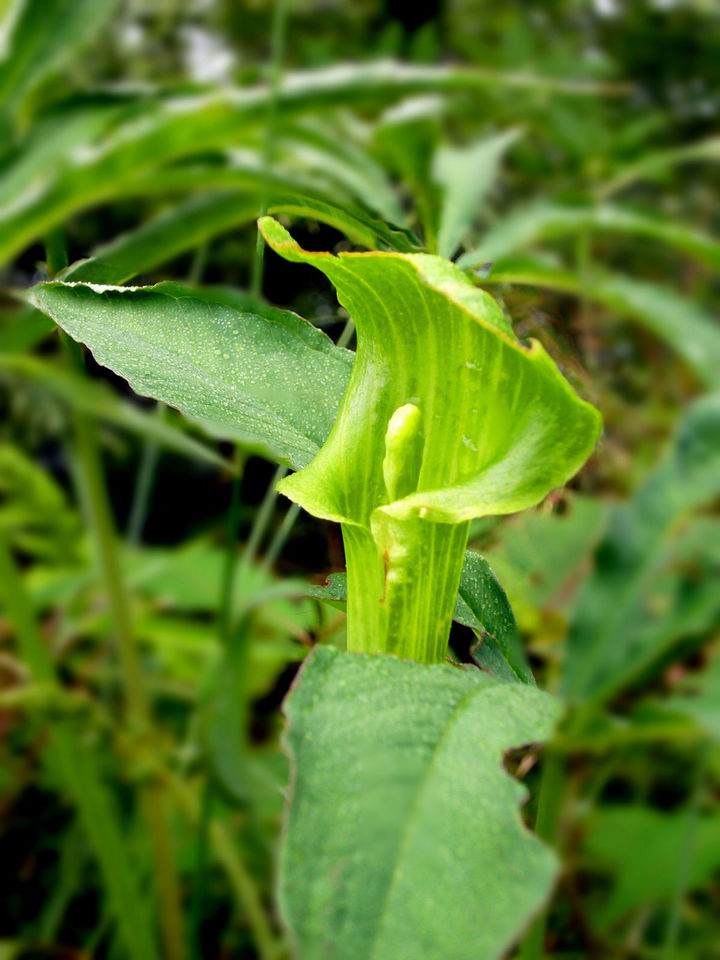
left=250, top=0, right=289, bottom=298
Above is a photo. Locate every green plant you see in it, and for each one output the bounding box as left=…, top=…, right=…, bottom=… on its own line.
left=3, top=3, right=719, bottom=958
left=27, top=208, right=601, bottom=956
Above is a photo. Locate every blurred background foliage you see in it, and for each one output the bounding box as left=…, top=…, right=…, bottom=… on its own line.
left=0, top=1, right=718, bottom=958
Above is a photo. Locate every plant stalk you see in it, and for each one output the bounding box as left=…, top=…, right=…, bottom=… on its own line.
left=342, top=518, right=469, bottom=662
left=126, top=401, right=167, bottom=547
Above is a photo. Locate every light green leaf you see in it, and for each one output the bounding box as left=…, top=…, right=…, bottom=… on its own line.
left=433, top=128, right=521, bottom=258
left=0, top=0, right=120, bottom=111
left=485, top=253, right=720, bottom=388
left=563, top=393, right=720, bottom=705
left=28, top=281, right=352, bottom=470
left=599, top=135, right=720, bottom=199
left=261, top=217, right=600, bottom=660
left=281, top=646, right=561, bottom=960
left=0, top=60, right=600, bottom=265
left=458, top=201, right=720, bottom=271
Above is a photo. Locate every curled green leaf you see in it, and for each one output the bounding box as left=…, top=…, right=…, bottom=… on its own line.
left=260, top=217, right=601, bottom=661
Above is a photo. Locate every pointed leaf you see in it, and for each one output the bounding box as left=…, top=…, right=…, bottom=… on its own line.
left=455, top=550, right=535, bottom=684
left=28, top=281, right=352, bottom=469
left=281, top=646, right=561, bottom=960
left=433, top=128, right=521, bottom=258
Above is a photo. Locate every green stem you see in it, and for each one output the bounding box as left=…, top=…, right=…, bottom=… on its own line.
left=518, top=750, right=566, bottom=960
left=336, top=316, right=355, bottom=349
left=250, top=0, right=289, bottom=297
left=189, top=778, right=214, bottom=960
left=219, top=450, right=246, bottom=642
left=45, top=226, right=68, bottom=277
left=61, top=334, right=185, bottom=960
left=260, top=501, right=301, bottom=573
left=240, top=462, right=289, bottom=576
left=343, top=518, right=469, bottom=662
left=189, top=450, right=245, bottom=958
left=126, top=401, right=167, bottom=547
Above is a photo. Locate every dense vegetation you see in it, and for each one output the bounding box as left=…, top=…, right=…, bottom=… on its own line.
left=1, top=2, right=718, bottom=959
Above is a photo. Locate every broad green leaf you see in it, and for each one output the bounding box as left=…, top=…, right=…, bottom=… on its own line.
left=563, top=393, right=720, bottom=705
left=63, top=192, right=419, bottom=286
left=458, top=201, right=720, bottom=271
left=0, top=353, right=229, bottom=471
left=28, top=281, right=352, bottom=470
left=261, top=217, right=600, bottom=660
left=485, top=253, right=720, bottom=388
left=0, top=0, right=120, bottom=111
left=433, top=128, right=521, bottom=258
left=281, top=646, right=561, bottom=960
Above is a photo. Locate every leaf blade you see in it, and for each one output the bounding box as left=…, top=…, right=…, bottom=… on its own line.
left=29, top=281, right=352, bottom=469
left=281, top=646, right=561, bottom=960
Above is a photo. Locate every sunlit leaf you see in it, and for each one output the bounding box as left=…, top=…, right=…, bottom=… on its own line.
left=261, top=217, right=600, bottom=661
left=433, top=128, right=521, bottom=258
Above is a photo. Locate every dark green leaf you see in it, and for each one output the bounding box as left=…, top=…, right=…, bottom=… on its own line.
left=28, top=281, right=352, bottom=469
